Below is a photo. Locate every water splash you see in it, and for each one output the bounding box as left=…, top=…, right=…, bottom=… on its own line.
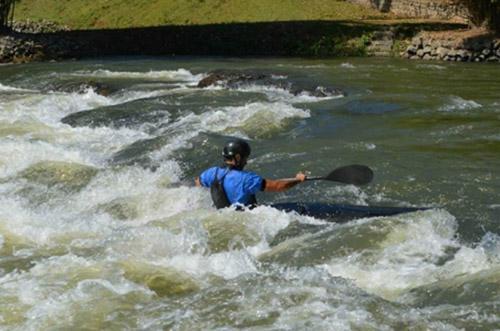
left=439, top=96, right=482, bottom=112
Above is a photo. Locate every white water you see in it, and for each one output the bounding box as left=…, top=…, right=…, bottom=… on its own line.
left=1, top=61, right=499, bottom=330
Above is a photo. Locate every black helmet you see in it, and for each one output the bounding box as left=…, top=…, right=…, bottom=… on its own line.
left=223, top=139, right=251, bottom=159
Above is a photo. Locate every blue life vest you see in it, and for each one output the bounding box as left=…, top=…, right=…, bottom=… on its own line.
left=199, top=166, right=264, bottom=206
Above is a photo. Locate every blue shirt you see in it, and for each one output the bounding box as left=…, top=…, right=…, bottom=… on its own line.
left=199, top=166, right=264, bottom=206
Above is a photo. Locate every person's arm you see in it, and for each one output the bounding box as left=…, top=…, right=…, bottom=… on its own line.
left=196, top=168, right=215, bottom=188
left=263, top=172, right=306, bottom=192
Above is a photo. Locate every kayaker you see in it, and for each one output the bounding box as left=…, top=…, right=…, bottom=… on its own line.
left=195, top=138, right=306, bottom=209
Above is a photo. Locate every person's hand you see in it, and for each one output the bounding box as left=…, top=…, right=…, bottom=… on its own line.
left=295, top=172, right=307, bottom=182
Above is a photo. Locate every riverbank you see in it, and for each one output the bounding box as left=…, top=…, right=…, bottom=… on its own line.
left=1, top=20, right=471, bottom=64
left=2, top=0, right=499, bottom=64
left=403, top=29, right=500, bottom=62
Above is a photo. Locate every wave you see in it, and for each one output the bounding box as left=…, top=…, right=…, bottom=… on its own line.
left=340, top=63, right=356, bottom=69
left=0, top=85, right=193, bottom=125
left=131, top=101, right=312, bottom=165
left=206, top=83, right=344, bottom=103
left=0, top=83, right=37, bottom=93
left=277, top=64, right=327, bottom=69
left=439, top=96, right=482, bottom=112
left=71, top=68, right=204, bottom=82
left=324, top=210, right=498, bottom=301
left=168, top=101, right=310, bottom=139
left=417, top=64, right=447, bottom=70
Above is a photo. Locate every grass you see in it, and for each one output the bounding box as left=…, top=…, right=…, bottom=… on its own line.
left=13, top=0, right=389, bottom=29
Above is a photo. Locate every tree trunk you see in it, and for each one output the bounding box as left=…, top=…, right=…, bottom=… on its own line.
left=0, top=0, right=15, bottom=31
left=456, top=0, right=500, bottom=33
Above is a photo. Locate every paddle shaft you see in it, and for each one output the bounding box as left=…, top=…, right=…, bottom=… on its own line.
left=281, top=164, right=373, bottom=186
left=281, top=176, right=323, bottom=181
left=305, top=176, right=324, bottom=181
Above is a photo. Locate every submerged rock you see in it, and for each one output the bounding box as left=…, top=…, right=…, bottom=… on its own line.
left=122, top=261, right=199, bottom=297
left=202, top=214, right=261, bottom=253
left=109, top=135, right=170, bottom=167
left=197, top=69, right=344, bottom=98
left=18, top=160, right=98, bottom=191
left=151, top=209, right=261, bottom=253
left=44, top=80, right=115, bottom=96
left=404, top=266, right=500, bottom=307
left=259, top=218, right=398, bottom=266
left=97, top=197, right=140, bottom=220
left=61, top=101, right=169, bottom=128
left=197, top=70, right=268, bottom=88
left=269, top=221, right=326, bottom=247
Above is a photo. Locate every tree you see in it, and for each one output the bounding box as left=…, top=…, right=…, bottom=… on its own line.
left=454, top=0, right=500, bottom=33
left=0, top=0, right=16, bottom=31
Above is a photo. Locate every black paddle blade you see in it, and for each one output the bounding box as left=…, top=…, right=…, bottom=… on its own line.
left=325, top=164, right=373, bottom=185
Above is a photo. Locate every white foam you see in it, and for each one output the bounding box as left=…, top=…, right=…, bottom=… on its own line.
left=0, top=83, right=37, bottom=92
left=0, top=139, right=90, bottom=178
left=348, top=142, right=377, bottom=151
left=0, top=124, right=147, bottom=177
left=0, top=89, right=113, bottom=125
left=3, top=89, right=188, bottom=126
left=226, top=84, right=343, bottom=103
left=277, top=64, right=327, bottom=69
left=439, top=96, right=482, bottom=112
left=321, top=184, right=371, bottom=206
left=169, top=250, right=258, bottom=279
left=146, top=102, right=310, bottom=160
left=340, top=63, right=356, bottom=69
left=0, top=254, right=151, bottom=330
left=71, top=68, right=204, bottom=82
left=198, top=101, right=310, bottom=132
left=325, top=210, right=496, bottom=300
left=417, top=64, right=447, bottom=70
left=271, top=74, right=288, bottom=80
left=478, top=232, right=500, bottom=263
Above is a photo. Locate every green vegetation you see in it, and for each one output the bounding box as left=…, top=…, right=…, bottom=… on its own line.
left=12, top=0, right=387, bottom=29
left=296, top=32, right=373, bottom=57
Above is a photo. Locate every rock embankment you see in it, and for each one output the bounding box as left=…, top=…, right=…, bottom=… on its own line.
left=0, top=34, right=44, bottom=63
left=403, top=30, right=500, bottom=62
left=0, top=20, right=77, bottom=63
left=11, top=19, right=70, bottom=33
left=348, top=0, right=467, bottom=21
left=0, top=33, right=82, bottom=63
left=1, top=19, right=498, bottom=64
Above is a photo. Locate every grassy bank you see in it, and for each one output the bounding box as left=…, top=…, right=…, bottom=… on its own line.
left=13, top=0, right=388, bottom=29
left=4, top=0, right=470, bottom=63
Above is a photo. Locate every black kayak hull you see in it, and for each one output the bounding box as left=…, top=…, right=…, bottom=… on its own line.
left=270, top=202, right=427, bottom=223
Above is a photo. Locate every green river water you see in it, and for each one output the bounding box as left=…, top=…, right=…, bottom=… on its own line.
left=0, top=57, right=499, bottom=330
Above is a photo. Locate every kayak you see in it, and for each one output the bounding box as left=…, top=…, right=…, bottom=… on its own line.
left=270, top=202, right=427, bottom=223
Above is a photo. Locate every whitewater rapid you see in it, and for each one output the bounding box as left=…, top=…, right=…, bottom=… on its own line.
left=1, top=59, right=499, bottom=330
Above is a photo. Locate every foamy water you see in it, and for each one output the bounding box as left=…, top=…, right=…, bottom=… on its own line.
left=1, top=59, right=499, bottom=330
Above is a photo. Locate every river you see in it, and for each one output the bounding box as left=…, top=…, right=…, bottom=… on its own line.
left=0, top=57, right=499, bottom=330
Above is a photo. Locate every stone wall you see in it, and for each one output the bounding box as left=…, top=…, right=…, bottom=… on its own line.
left=11, top=19, right=69, bottom=33
left=349, top=0, right=467, bottom=21
left=403, top=30, right=500, bottom=62
left=0, top=20, right=74, bottom=63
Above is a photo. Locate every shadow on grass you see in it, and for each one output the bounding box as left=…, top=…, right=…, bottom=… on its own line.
left=10, top=20, right=469, bottom=58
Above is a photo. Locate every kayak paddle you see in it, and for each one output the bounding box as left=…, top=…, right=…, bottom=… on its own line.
left=305, top=164, right=373, bottom=186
